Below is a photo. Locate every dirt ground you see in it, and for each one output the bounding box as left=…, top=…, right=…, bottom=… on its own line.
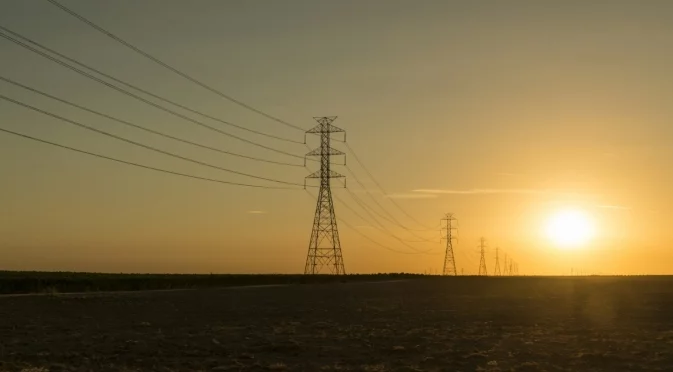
left=1, top=277, right=672, bottom=372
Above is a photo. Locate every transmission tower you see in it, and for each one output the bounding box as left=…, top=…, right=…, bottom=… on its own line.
left=441, top=213, right=458, bottom=276
left=503, top=254, right=509, bottom=275
left=478, top=238, right=488, bottom=276
left=509, top=260, right=514, bottom=276
left=304, top=116, right=346, bottom=275
left=494, top=246, right=502, bottom=276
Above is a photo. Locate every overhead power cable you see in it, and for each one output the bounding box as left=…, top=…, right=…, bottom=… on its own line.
left=344, top=166, right=438, bottom=242
left=0, top=76, right=303, bottom=168
left=336, top=179, right=438, bottom=244
left=345, top=142, right=436, bottom=230
left=0, top=94, right=305, bottom=187
left=46, top=0, right=305, bottom=132
left=340, top=187, right=438, bottom=254
left=0, top=127, right=296, bottom=189
left=0, top=29, right=311, bottom=162
left=333, top=192, right=437, bottom=252
left=304, top=190, right=431, bottom=255
left=0, top=25, right=301, bottom=144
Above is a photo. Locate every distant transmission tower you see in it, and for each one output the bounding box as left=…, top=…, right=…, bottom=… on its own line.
left=478, top=238, right=488, bottom=276
left=503, top=254, right=509, bottom=276
left=441, top=213, right=458, bottom=276
left=494, top=246, right=502, bottom=276
left=304, top=116, right=346, bottom=275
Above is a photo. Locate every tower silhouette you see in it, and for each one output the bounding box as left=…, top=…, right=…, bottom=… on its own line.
left=478, top=238, right=488, bottom=276
left=304, top=116, right=346, bottom=275
left=441, top=213, right=457, bottom=276
left=494, top=246, right=502, bottom=276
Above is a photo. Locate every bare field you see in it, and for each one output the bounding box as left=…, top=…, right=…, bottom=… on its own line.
left=1, top=277, right=672, bottom=372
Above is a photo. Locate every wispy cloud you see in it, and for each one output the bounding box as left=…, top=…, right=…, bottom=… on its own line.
left=347, top=188, right=380, bottom=194
left=247, top=210, right=267, bottom=214
left=413, top=188, right=590, bottom=197
left=385, top=193, right=438, bottom=199
left=597, top=205, right=631, bottom=211
left=494, top=172, right=522, bottom=177
left=413, top=188, right=545, bottom=195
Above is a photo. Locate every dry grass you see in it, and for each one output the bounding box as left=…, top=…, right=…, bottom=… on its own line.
left=1, top=277, right=672, bottom=371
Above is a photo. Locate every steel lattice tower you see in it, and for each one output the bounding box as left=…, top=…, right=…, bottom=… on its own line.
left=478, top=238, right=488, bottom=276
left=441, top=213, right=458, bottom=276
left=494, top=247, right=502, bottom=276
left=304, top=116, right=346, bottom=275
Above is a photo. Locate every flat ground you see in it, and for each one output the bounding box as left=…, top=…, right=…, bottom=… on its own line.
left=1, top=277, right=672, bottom=372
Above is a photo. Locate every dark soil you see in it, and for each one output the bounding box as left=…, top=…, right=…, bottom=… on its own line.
left=1, top=277, right=672, bottom=371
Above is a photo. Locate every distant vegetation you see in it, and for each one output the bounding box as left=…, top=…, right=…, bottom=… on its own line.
left=0, top=271, right=424, bottom=295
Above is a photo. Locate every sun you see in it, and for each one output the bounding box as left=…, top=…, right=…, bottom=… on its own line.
left=545, top=208, right=596, bottom=248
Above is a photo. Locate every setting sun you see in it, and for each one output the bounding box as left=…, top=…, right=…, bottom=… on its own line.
left=545, top=209, right=596, bottom=248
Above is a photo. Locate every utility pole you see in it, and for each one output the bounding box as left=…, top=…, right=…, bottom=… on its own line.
left=304, top=116, right=346, bottom=275
left=441, top=213, right=458, bottom=276
left=494, top=246, right=502, bottom=276
left=478, top=238, right=488, bottom=276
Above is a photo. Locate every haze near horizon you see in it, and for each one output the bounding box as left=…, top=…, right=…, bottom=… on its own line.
left=1, top=0, right=672, bottom=275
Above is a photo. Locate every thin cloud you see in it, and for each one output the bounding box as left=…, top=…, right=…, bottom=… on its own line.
left=597, top=205, right=631, bottom=211
left=494, top=172, right=522, bottom=177
left=347, top=188, right=380, bottom=194
left=413, top=188, right=589, bottom=197
left=247, top=210, right=267, bottom=214
left=413, top=188, right=545, bottom=195
left=385, top=193, right=438, bottom=199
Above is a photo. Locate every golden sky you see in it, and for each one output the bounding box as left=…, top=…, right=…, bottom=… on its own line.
left=1, top=0, right=672, bottom=275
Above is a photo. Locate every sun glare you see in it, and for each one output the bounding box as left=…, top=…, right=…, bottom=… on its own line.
left=545, top=208, right=596, bottom=248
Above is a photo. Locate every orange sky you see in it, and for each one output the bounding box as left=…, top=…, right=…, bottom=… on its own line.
left=1, top=0, right=673, bottom=275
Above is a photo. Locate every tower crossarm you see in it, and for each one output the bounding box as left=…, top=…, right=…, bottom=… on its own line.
left=305, top=147, right=345, bottom=157
left=306, top=170, right=344, bottom=179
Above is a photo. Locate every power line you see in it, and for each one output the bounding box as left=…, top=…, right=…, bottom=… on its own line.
left=0, top=29, right=311, bottom=162
left=344, top=165, right=438, bottom=242
left=339, top=177, right=438, bottom=242
left=0, top=127, right=296, bottom=189
left=304, top=190, right=429, bottom=255
left=342, top=186, right=438, bottom=254
left=46, top=0, right=305, bottom=132
left=459, top=248, right=478, bottom=275
left=0, top=25, right=302, bottom=144
left=0, top=94, right=305, bottom=187
left=344, top=142, right=435, bottom=230
left=332, top=192, right=436, bottom=255
left=0, top=76, right=304, bottom=168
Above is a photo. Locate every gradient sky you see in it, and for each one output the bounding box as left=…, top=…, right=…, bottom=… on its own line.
left=1, top=0, right=673, bottom=275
